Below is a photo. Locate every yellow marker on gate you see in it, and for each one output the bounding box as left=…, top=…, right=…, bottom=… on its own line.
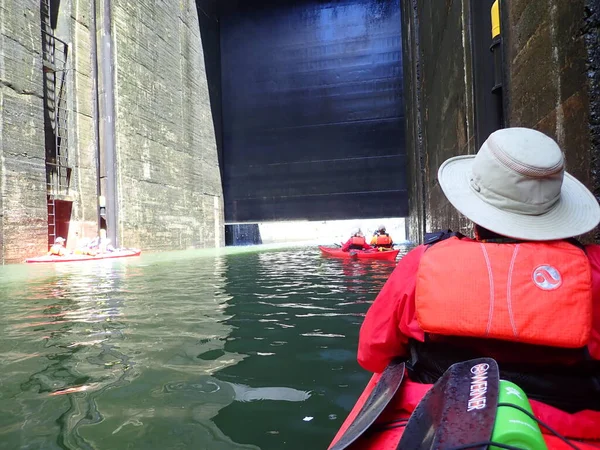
left=491, top=0, right=500, bottom=38
left=490, top=0, right=503, bottom=96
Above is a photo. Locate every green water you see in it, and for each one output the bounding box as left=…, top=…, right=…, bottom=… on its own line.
left=0, top=245, right=407, bottom=449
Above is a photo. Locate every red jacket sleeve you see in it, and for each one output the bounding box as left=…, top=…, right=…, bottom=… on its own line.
left=585, top=244, right=600, bottom=360
left=357, top=245, right=427, bottom=373
left=341, top=239, right=352, bottom=252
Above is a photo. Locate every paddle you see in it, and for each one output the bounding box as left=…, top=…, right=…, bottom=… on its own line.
left=397, top=358, right=500, bottom=450
left=329, top=358, right=406, bottom=450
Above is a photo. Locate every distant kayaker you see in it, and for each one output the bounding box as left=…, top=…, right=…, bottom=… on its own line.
left=341, top=228, right=374, bottom=252
left=100, top=237, right=115, bottom=253
left=369, top=224, right=393, bottom=249
left=357, top=128, right=600, bottom=444
left=86, top=235, right=114, bottom=254
left=48, top=237, right=67, bottom=256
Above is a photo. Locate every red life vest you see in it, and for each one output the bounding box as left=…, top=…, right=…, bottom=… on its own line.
left=415, top=237, right=593, bottom=349
left=397, top=237, right=600, bottom=443
left=375, top=234, right=392, bottom=247
left=351, top=236, right=366, bottom=246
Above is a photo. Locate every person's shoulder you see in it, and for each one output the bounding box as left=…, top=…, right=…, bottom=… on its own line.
left=423, top=229, right=468, bottom=245
left=584, top=243, right=600, bottom=260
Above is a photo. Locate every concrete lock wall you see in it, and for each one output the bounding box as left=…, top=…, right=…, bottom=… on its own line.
left=0, top=1, right=48, bottom=264
left=111, top=0, right=223, bottom=251
left=402, top=0, right=600, bottom=243
left=64, top=0, right=103, bottom=249
left=0, top=0, right=223, bottom=263
left=401, top=0, right=477, bottom=243
left=503, top=0, right=596, bottom=211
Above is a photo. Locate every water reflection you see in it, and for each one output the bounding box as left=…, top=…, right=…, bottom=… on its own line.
left=213, top=246, right=407, bottom=449
left=0, top=262, right=133, bottom=449
left=0, top=245, right=408, bottom=449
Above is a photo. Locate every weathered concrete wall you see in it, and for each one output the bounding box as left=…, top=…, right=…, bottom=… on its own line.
left=588, top=0, right=600, bottom=242
left=66, top=0, right=102, bottom=244
left=0, top=1, right=48, bottom=264
left=503, top=0, right=591, bottom=187
left=401, top=0, right=476, bottom=243
left=112, top=0, right=224, bottom=251
left=0, top=0, right=223, bottom=263
left=403, top=0, right=600, bottom=243
left=500, top=0, right=599, bottom=243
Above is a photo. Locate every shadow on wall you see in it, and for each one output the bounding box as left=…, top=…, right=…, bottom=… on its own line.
left=225, top=224, right=263, bottom=246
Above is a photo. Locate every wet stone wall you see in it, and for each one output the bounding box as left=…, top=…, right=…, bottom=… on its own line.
left=66, top=0, right=103, bottom=244
left=401, top=0, right=476, bottom=243
left=112, top=0, right=224, bottom=251
left=501, top=0, right=598, bottom=242
left=585, top=0, right=600, bottom=240
left=503, top=0, right=591, bottom=187
left=0, top=1, right=47, bottom=264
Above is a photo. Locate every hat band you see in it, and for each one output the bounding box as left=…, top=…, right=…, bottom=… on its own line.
left=469, top=176, right=560, bottom=216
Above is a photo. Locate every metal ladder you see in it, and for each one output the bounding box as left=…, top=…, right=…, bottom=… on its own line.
left=41, top=0, right=70, bottom=249
left=47, top=196, right=56, bottom=248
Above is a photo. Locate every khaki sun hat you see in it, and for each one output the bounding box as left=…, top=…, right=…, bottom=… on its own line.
left=438, top=127, right=600, bottom=241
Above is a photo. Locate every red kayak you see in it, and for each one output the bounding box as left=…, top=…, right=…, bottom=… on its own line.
left=330, top=365, right=600, bottom=450
left=319, top=246, right=399, bottom=261
left=25, top=248, right=141, bottom=263
left=328, top=368, right=410, bottom=450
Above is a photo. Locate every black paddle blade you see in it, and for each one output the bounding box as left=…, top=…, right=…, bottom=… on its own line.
left=330, top=359, right=406, bottom=450
left=397, top=358, right=499, bottom=450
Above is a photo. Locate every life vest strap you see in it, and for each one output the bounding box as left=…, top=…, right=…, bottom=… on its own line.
left=424, top=229, right=463, bottom=246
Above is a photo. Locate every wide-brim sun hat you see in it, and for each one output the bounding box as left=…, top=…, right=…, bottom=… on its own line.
left=438, top=127, right=600, bottom=241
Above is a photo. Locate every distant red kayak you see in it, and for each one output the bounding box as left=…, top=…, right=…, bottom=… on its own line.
left=318, top=246, right=399, bottom=261
left=25, top=248, right=141, bottom=263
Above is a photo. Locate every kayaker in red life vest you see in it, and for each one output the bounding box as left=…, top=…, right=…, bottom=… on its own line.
left=370, top=224, right=393, bottom=249
left=357, top=128, right=600, bottom=446
left=341, top=229, right=374, bottom=252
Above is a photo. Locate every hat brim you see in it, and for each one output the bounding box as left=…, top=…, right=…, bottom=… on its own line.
left=438, top=155, right=600, bottom=241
